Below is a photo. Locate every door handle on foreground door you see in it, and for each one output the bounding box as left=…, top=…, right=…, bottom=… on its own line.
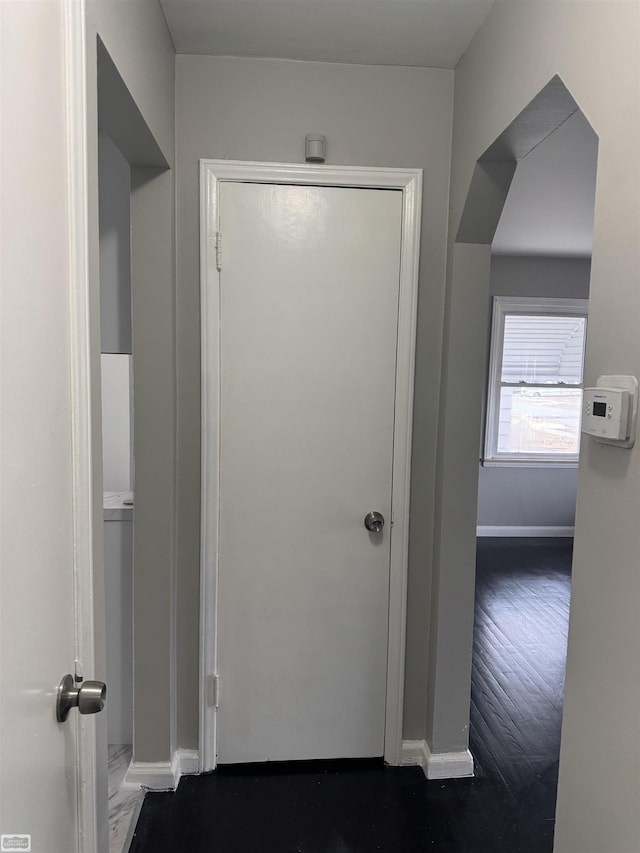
left=364, top=511, right=385, bottom=533
left=56, top=673, right=106, bottom=722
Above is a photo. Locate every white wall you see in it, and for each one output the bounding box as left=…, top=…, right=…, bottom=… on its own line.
left=100, top=354, right=132, bottom=492
left=477, top=255, right=591, bottom=530
left=435, top=3, right=640, bottom=851
left=174, top=55, right=454, bottom=746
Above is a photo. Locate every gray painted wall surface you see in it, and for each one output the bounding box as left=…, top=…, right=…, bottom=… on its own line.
left=174, top=55, right=454, bottom=747
left=435, top=2, right=640, bottom=851
left=489, top=256, right=591, bottom=311
left=98, top=130, right=132, bottom=353
left=104, top=517, right=133, bottom=744
left=130, top=166, right=177, bottom=762
left=430, top=241, right=492, bottom=752
left=88, top=0, right=175, bottom=163
left=98, top=130, right=133, bottom=493
left=477, top=255, right=591, bottom=528
left=477, top=466, right=578, bottom=528
left=85, top=0, right=177, bottom=766
left=491, top=110, right=598, bottom=257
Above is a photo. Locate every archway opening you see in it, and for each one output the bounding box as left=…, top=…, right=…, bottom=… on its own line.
left=456, top=76, right=599, bottom=848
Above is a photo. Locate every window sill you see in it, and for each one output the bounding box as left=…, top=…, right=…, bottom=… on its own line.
left=481, top=459, right=579, bottom=469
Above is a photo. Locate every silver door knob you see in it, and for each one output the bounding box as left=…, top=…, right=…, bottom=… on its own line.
left=56, top=673, right=106, bottom=722
left=364, top=511, right=385, bottom=533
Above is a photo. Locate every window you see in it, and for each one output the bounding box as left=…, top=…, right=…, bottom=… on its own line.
left=484, top=296, right=588, bottom=465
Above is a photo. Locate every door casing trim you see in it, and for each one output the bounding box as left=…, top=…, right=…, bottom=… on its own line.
left=64, top=0, right=100, bottom=849
left=199, top=160, right=422, bottom=770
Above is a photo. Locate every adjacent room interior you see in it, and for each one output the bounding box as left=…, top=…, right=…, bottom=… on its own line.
left=470, top=107, right=598, bottom=838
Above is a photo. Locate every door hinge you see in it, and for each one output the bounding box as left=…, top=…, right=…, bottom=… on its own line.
left=215, top=231, right=222, bottom=271
left=209, top=674, right=220, bottom=708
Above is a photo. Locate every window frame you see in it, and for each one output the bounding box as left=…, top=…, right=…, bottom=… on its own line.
left=483, top=295, right=589, bottom=466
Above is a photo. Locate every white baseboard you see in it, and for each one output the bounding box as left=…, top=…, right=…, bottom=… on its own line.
left=426, top=749, right=474, bottom=780
left=177, top=748, right=200, bottom=776
left=124, top=748, right=200, bottom=790
left=400, top=740, right=474, bottom=780
left=399, top=739, right=431, bottom=771
left=476, top=525, right=574, bottom=538
left=125, top=759, right=176, bottom=790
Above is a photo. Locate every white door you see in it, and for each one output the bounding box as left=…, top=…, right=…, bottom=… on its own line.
left=216, top=181, right=403, bottom=763
left=0, top=3, right=101, bottom=851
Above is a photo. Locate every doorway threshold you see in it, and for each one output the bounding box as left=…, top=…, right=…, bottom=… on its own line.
left=108, top=744, right=144, bottom=853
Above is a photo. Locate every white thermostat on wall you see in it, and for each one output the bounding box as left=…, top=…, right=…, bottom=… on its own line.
left=581, top=375, right=638, bottom=448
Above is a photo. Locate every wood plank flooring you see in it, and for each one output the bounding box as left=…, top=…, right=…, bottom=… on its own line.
left=108, top=744, right=144, bottom=853
left=129, top=537, right=572, bottom=853
left=470, top=537, right=572, bottom=849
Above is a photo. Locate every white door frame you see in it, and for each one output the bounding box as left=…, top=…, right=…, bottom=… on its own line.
left=65, top=0, right=101, bottom=848
left=199, top=160, right=422, bottom=771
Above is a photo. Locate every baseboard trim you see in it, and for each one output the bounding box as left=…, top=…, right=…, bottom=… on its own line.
left=177, top=748, right=200, bottom=776
left=125, top=759, right=176, bottom=790
left=400, top=740, right=474, bottom=780
left=125, top=749, right=201, bottom=790
left=426, top=749, right=474, bottom=780
left=399, top=739, right=431, bottom=772
left=476, top=525, right=574, bottom=538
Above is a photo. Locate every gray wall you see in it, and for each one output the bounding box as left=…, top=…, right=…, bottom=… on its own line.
left=477, top=255, right=591, bottom=529
left=85, top=0, right=177, bottom=766
left=104, top=516, right=133, bottom=744
left=98, top=130, right=132, bottom=354
left=477, top=466, right=579, bottom=528
left=98, top=130, right=133, bottom=494
left=87, top=0, right=175, bottom=162
left=435, top=2, right=640, bottom=851
left=130, top=166, right=177, bottom=762
left=174, top=55, right=455, bottom=746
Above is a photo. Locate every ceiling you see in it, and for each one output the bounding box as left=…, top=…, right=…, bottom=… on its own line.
left=160, top=0, right=596, bottom=257
left=492, top=110, right=598, bottom=257
left=160, top=0, right=494, bottom=68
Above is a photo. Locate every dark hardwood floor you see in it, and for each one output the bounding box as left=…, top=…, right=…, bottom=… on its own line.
left=470, top=537, right=572, bottom=849
left=129, top=537, right=572, bottom=853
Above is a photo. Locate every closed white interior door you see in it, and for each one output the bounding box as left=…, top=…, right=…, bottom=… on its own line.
left=216, top=181, right=403, bottom=763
